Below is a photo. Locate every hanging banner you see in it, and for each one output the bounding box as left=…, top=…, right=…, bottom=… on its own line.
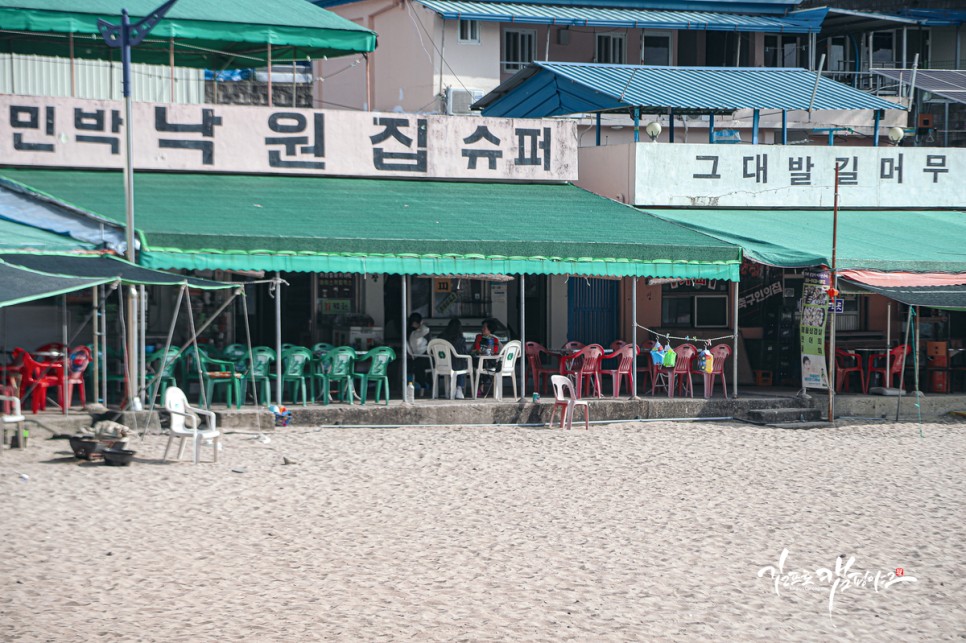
left=801, top=269, right=831, bottom=390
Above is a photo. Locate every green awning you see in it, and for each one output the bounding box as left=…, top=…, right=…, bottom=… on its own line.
left=0, top=253, right=232, bottom=289
left=845, top=282, right=966, bottom=311
left=0, top=169, right=741, bottom=281
left=0, top=0, right=376, bottom=67
left=644, top=209, right=966, bottom=272
left=0, top=259, right=114, bottom=308
left=0, top=217, right=95, bottom=252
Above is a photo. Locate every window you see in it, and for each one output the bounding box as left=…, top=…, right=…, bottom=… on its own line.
left=642, top=34, right=670, bottom=66
left=458, top=19, right=480, bottom=44
left=503, top=29, right=535, bottom=72
left=596, top=33, right=625, bottom=64
left=661, top=281, right=730, bottom=328
left=764, top=35, right=799, bottom=68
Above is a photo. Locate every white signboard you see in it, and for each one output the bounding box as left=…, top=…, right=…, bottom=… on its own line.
left=633, top=143, right=964, bottom=208
left=0, top=95, right=577, bottom=181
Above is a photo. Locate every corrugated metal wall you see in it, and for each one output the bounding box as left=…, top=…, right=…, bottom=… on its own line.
left=0, top=54, right=204, bottom=103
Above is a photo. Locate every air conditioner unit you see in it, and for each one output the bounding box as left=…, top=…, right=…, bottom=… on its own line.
left=445, top=87, right=485, bottom=115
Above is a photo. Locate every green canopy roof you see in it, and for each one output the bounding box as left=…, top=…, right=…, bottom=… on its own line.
left=0, top=0, right=376, bottom=67
left=0, top=217, right=95, bottom=253
left=0, top=259, right=113, bottom=308
left=0, top=169, right=741, bottom=280
left=644, top=209, right=966, bottom=272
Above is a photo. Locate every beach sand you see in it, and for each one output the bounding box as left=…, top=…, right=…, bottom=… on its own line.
left=2, top=419, right=964, bottom=641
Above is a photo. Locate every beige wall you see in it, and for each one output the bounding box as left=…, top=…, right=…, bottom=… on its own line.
left=440, top=21, right=502, bottom=101
left=574, top=143, right=635, bottom=204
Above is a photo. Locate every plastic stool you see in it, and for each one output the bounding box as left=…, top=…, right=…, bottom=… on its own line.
left=754, top=370, right=773, bottom=386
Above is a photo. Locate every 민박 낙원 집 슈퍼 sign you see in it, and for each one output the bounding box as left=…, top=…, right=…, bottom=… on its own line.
left=0, top=95, right=577, bottom=182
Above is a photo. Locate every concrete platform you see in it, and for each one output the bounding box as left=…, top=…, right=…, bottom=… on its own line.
left=11, top=388, right=966, bottom=438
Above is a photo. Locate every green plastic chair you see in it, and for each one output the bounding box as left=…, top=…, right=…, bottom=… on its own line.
left=146, top=347, right=181, bottom=406
left=220, top=343, right=249, bottom=374
left=242, top=346, right=276, bottom=406
left=85, top=344, right=126, bottom=405
left=352, top=346, right=396, bottom=406
left=315, top=346, right=357, bottom=405
left=311, top=343, right=334, bottom=359
left=184, top=346, right=242, bottom=408
left=278, top=347, right=313, bottom=406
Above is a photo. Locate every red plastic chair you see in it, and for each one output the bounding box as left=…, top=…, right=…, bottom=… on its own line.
left=660, top=344, right=697, bottom=398
left=525, top=342, right=557, bottom=395
left=636, top=340, right=658, bottom=394
left=563, top=344, right=604, bottom=399
left=835, top=349, right=867, bottom=394
left=50, top=346, right=92, bottom=410
left=702, top=344, right=732, bottom=399
left=19, top=352, right=64, bottom=413
left=609, top=340, right=627, bottom=352
left=867, top=345, right=910, bottom=390
left=601, top=343, right=636, bottom=397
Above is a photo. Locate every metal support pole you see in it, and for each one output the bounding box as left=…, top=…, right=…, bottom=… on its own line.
left=267, top=43, right=273, bottom=107
left=873, top=109, right=881, bottom=146
left=520, top=274, right=526, bottom=401
left=828, top=165, right=840, bottom=423
left=62, top=296, right=68, bottom=415
left=633, top=107, right=640, bottom=142
left=632, top=277, right=638, bottom=399
left=732, top=280, right=739, bottom=399
left=402, top=275, right=409, bottom=404
left=944, top=102, right=950, bottom=147
left=781, top=110, right=787, bottom=145
left=709, top=113, right=715, bottom=143
left=752, top=108, right=760, bottom=145
left=169, top=37, right=175, bottom=101
left=69, top=33, right=76, bottom=97
left=669, top=108, right=675, bottom=143
left=274, top=272, right=282, bottom=405
left=896, top=305, right=914, bottom=421
left=101, top=285, right=109, bottom=405
left=595, top=113, right=601, bottom=146
left=139, top=284, right=146, bottom=405
left=92, top=286, right=100, bottom=405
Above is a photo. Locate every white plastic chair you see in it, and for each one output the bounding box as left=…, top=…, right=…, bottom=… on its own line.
left=1, top=394, right=26, bottom=451
left=549, top=374, right=589, bottom=430
left=474, top=340, right=522, bottom=400
left=163, top=386, right=220, bottom=464
left=427, top=339, right=472, bottom=400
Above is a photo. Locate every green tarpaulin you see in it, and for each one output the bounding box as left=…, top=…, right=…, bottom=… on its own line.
left=845, top=282, right=966, bottom=311
left=0, top=217, right=95, bottom=252
left=0, top=259, right=113, bottom=308
left=0, top=253, right=232, bottom=289
left=0, top=169, right=741, bottom=280
left=644, top=209, right=966, bottom=272
left=0, top=0, right=376, bottom=66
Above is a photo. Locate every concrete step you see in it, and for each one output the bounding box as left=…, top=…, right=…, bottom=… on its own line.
left=744, top=407, right=824, bottom=425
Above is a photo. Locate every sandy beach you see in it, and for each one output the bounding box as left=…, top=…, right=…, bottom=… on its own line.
left=2, top=418, right=964, bottom=641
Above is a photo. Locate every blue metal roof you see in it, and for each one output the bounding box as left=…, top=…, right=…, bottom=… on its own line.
left=476, top=62, right=906, bottom=117
left=415, top=0, right=824, bottom=32
left=317, top=0, right=804, bottom=14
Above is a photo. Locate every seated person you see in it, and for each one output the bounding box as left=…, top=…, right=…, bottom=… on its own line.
left=439, top=318, right=469, bottom=399
left=407, top=312, right=432, bottom=396
left=473, top=318, right=502, bottom=357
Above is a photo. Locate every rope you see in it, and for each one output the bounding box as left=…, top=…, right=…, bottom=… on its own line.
left=634, top=323, right=735, bottom=345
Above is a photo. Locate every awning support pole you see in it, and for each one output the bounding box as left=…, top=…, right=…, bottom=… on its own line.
left=402, top=275, right=409, bottom=404
left=520, top=273, right=526, bottom=401
left=633, top=107, right=640, bottom=143
left=828, top=164, right=840, bottom=423
left=275, top=272, right=282, bottom=405
left=732, top=280, right=739, bottom=399
left=873, top=109, right=881, bottom=146
left=69, top=34, right=76, bottom=97
left=709, top=113, right=715, bottom=144
left=62, top=295, right=68, bottom=416
left=139, top=284, right=146, bottom=405
left=752, top=108, right=760, bottom=145
left=595, top=113, right=601, bottom=146
left=781, top=110, right=787, bottom=145
left=147, top=284, right=184, bottom=413
left=896, top=305, right=914, bottom=421
left=101, top=285, right=108, bottom=405
left=92, top=286, right=100, bottom=405
left=632, top=277, right=638, bottom=399
left=668, top=108, right=675, bottom=143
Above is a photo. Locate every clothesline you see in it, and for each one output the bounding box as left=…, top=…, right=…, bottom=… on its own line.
left=635, top=323, right=735, bottom=344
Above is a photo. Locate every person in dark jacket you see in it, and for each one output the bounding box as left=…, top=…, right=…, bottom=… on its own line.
left=440, top=318, right=469, bottom=399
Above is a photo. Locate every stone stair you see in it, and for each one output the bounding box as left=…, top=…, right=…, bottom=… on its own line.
left=742, top=406, right=827, bottom=428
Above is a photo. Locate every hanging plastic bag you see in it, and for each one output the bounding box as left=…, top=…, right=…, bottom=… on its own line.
left=650, top=342, right=665, bottom=365
left=662, top=346, right=677, bottom=368
left=702, top=349, right=714, bottom=373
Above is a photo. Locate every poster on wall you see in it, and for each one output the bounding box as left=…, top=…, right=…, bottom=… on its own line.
left=800, top=269, right=831, bottom=390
